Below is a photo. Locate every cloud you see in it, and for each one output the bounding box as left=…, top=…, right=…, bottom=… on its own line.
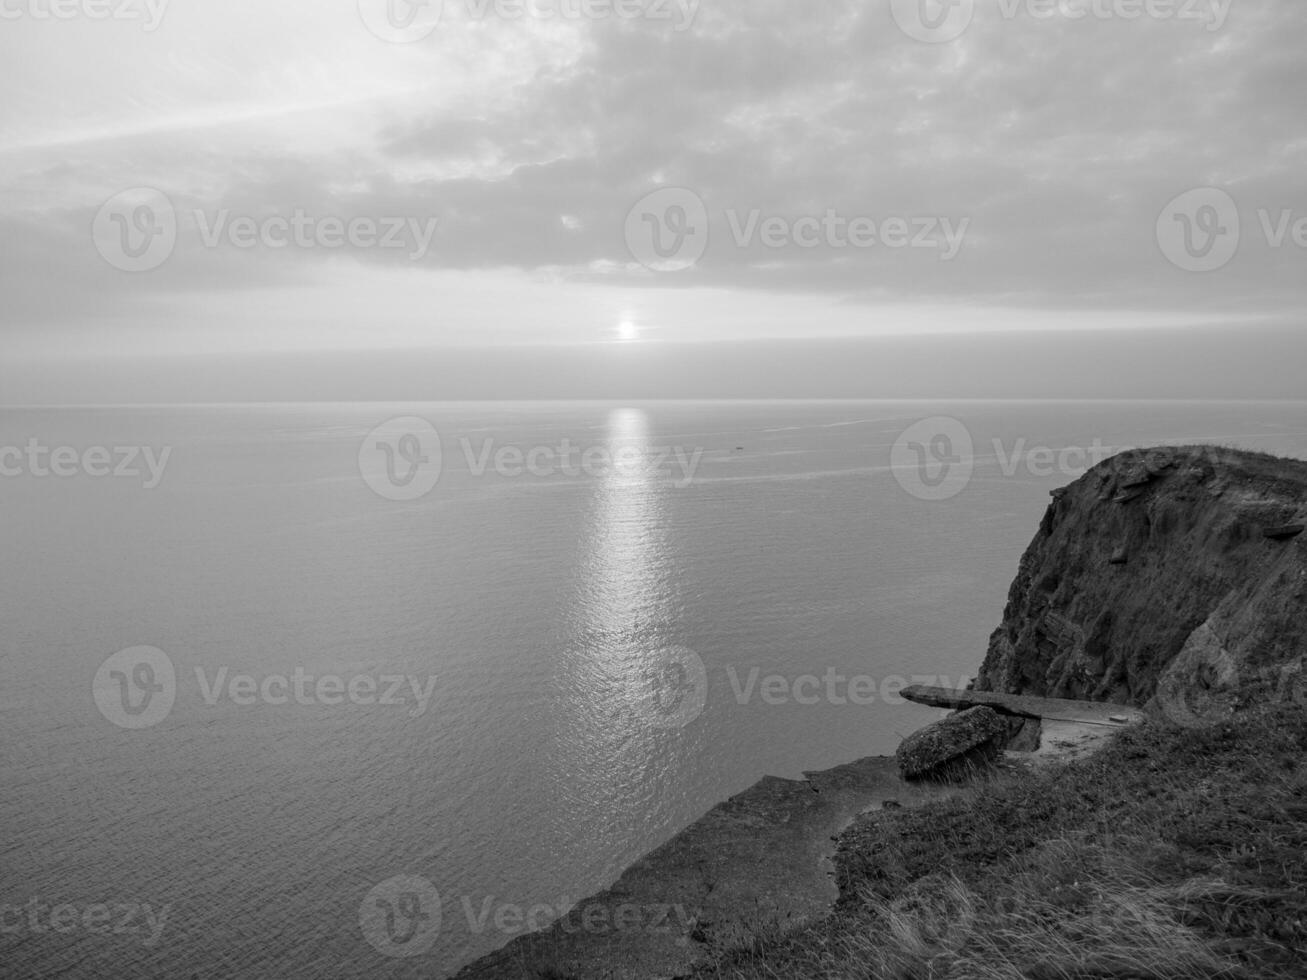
left=1, top=0, right=1304, bottom=371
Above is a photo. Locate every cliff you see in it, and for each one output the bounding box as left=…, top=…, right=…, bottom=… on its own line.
left=976, top=446, right=1307, bottom=718
left=451, top=445, right=1307, bottom=978
left=452, top=758, right=964, bottom=979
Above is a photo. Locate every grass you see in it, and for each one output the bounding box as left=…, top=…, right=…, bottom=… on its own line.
left=693, top=694, right=1307, bottom=979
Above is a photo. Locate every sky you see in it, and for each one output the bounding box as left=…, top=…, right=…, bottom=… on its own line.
left=1, top=0, right=1304, bottom=402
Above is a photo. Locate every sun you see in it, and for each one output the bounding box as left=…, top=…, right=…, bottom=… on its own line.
left=616, top=321, right=640, bottom=343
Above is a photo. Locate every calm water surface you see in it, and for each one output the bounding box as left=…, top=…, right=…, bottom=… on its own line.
left=2, top=400, right=1305, bottom=977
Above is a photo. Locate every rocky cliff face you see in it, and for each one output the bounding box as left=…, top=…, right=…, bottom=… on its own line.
left=976, top=446, right=1307, bottom=717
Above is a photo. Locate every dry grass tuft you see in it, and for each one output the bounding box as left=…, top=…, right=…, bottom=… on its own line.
left=697, top=696, right=1307, bottom=979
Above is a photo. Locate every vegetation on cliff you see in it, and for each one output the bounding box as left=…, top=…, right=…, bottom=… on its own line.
left=507, top=447, right=1306, bottom=980
left=693, top=693, right=1307, bottom=979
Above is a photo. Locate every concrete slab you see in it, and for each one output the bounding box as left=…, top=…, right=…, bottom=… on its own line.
left=901, top=685, right=1145, bottom=727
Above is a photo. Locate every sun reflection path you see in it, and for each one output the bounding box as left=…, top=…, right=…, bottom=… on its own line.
left=573, top=408, right=705, bottom=730
left=547, top=408, right=707, bottom=862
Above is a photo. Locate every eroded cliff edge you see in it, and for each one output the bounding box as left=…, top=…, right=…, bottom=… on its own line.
left=976, top=446, right=1307, bottom=716
left=453, top=446, right=1306, bottom=979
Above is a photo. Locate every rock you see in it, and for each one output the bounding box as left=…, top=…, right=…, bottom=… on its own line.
left=1109, top=548, right=1129, bottom=566
left=1264, top=524, right=1305, bottom=541
left=1113, top=490, right=1143, bottom=504
left=882, top=800, right=902, bottom=810
left=1109, top=715, right=1130, bottom=724
left=976, top=447, right=1307, bottom=706
left=1152, top=621, right=1240, bottom=728
left=896, top=706, right=1009, bottom=781
left=1006, top=715, right=1043, bottom=752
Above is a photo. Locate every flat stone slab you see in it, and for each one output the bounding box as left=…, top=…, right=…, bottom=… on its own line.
left=901, top=686, right=1145, bottom=727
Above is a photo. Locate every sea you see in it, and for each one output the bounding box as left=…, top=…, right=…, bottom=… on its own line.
left=2, top=400, right=1305, bottom=978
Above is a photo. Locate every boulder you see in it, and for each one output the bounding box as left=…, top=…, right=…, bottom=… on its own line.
left=896, top=706, right=1009, bottom=781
